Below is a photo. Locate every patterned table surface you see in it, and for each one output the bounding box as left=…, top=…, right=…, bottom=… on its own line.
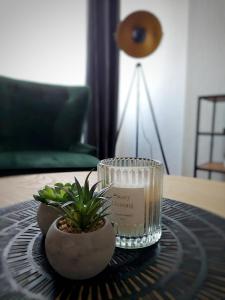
left=0, top=199, right=225, bottom=300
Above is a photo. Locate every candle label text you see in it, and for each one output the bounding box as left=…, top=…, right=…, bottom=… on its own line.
left=105, top=186, right=145, bottom=227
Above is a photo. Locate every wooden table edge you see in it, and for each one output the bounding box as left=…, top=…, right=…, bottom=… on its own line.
left=0, top=172, right=224, bottom=218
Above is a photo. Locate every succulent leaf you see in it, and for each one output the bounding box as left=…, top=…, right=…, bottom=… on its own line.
left=60, top=172, right=110, bottom=232
left=34, top=172, right=111, bottom=233
left=33, top=182, right=77, bottom=205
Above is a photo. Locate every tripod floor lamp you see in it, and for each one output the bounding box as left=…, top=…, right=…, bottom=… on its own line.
left=115, top=10, right=170, bottom=175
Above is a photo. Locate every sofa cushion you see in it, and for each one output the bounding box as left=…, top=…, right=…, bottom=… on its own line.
left=0, top=76, right=89, bottom=151
left=0, top=151, right=99, bottom=170
left=69, top=143, right=97, bottom=156
left=53, top=88, right=89, bottom=149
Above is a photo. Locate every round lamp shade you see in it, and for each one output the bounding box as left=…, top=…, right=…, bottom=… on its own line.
left=116, top=10, right=163, bottom=58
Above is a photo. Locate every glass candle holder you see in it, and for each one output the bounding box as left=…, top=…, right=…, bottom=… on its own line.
left=97, top=158, right=163, bottom=249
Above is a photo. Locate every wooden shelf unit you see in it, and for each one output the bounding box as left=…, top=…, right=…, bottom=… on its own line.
left=194, top=95, right=225, bottom=179
left=197, top=162, right=225, bottom=174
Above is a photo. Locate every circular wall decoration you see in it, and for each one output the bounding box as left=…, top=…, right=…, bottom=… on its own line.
left=0, top=199, right=225, bottom=299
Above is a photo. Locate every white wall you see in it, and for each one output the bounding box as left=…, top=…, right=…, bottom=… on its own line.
left=116, top=0, right=189, bottom=175
left=0, top=0, right=87, bottom=85
left=183, top=0, right=225, bottom=179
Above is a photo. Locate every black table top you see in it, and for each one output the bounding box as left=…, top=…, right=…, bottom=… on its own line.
left=0, top=199, right=225, bottom=300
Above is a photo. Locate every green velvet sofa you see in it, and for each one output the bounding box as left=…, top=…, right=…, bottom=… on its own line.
left=0, top=76, right=99, bottom=175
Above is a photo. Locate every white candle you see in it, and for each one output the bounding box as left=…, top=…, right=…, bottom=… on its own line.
left=98, top=158, right=163, bottom=249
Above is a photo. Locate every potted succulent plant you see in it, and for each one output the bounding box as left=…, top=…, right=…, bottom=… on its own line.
left=45, top=173, right=115, bottom=280
left=33, top=183, right=77, bottom=235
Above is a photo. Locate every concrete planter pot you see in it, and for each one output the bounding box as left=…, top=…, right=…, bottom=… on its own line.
left=45, top=217, right=116, bottom=280
left=37, top=203, right=62, bottom=235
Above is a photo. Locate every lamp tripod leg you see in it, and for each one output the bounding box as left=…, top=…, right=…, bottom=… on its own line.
left=139, top=65, right=170, bottom=175
left=136, top=64, right=141, bottom=157
left=115, top=66, right=137, bottom=145
left=115, top=63, right=169, bottom=175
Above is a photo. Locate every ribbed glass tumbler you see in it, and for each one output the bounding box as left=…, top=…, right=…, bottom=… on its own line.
left=97, top=158, right=164, bottom=249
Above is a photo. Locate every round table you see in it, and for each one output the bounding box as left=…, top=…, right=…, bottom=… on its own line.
left=0, top=173, right=224, bottom=300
